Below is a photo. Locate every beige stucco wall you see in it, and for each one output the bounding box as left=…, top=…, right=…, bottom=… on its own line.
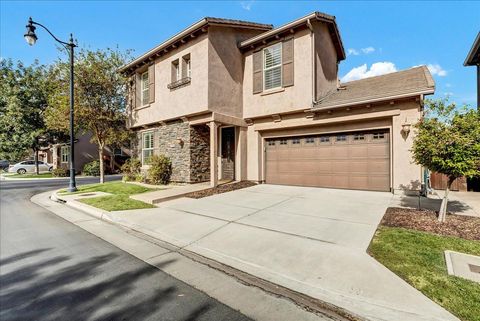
left=391, top=101, right=423, bottom=192
left=313, top=21, right=338, bottom=100
left=245, top=99, right=423, bottom=193
left=243, top=28, right=313, bottom=119
left=128, top=34, right=210, bottom=128
left=208, top=26, right=265, bottom=118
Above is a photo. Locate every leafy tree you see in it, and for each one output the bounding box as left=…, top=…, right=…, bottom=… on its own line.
left=45, top=48, right=131, bottom=183
left=0, top=59, right=63, bottom=173
left=412, top=98, right=480, bottom=221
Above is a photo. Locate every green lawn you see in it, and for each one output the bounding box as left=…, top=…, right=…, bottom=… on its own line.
left=369, top=227, right=480, bottom=321
left=60, top=181, right=157, bottom=211
left=7, top=172, right=53, bottom=179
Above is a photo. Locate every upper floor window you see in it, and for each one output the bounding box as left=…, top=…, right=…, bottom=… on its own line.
left=141, top=71, right=149, bottom=106
left=172, top=60, right=180, bottom=82
left=183, top=55, right=191, bottom=78
left=142, top=131, right=154, bottom=165
left=263, top=42, right=282, bottom=90
left=61, top=146, right=70, bottom=163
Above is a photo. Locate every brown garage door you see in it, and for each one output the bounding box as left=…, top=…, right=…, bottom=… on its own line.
left=265, top=130, right=390, bottom=191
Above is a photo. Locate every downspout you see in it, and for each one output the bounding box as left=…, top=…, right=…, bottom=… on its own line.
left=306, top=18, right=317, bottom=107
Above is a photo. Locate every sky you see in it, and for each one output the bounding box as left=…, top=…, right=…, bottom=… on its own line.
left=1, top=1, right=479, bottom=105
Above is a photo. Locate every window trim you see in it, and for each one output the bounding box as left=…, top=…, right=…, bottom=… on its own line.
left=60, top=146, right=70, bottom=163
left=142, top=131, right=154, bottom=165
left=186, top=57, right=191, bottom=78
left=263, top=42, right=282, bottom=91
left=140, top=71, right=150, bottom=107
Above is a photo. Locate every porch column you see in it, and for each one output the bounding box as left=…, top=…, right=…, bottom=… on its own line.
left=208, top=121, right=219, bottom=187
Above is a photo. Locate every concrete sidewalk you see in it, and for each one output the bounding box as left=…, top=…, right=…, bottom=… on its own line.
left=130, top=182, right=210, bottom=204
left=52, top=185, right=459, bottom=321
left=390, top=190, right=480, bottom=217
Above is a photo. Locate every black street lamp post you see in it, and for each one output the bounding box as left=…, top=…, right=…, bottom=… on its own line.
left=24, top=17, right=77, bottom=192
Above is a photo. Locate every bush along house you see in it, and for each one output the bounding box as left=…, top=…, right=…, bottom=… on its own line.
left=119, top=12, right=435, bottom=194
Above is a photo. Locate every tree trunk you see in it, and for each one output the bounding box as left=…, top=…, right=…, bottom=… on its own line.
left=99, top=147, right=105, bottom=184
left=438, top=176, right=455, bottom=222
left=34, top=149, right=39, bottom=175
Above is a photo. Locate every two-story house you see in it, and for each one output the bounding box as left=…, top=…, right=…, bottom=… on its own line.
left=119, top=12, right=435, bottom=194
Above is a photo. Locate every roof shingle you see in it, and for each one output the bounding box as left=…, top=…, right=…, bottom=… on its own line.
left=312, top=66, right=435, bottom=110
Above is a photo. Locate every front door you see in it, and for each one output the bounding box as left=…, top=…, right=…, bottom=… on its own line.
left=221, top=127, right=235, bottom=181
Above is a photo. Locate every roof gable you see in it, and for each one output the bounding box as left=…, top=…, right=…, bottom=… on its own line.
left=239, top=12, right=345, bottom=62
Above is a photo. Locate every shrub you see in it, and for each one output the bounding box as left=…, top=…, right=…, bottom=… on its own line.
left=135, top=173, right=146, bottom=183
left=52, top=168, right=68, bottom=177
left=121, top=158, right=141, bottom=181
left=83, top=160, right=101, bottom=176
left=147, top=155, right=172, bottom=185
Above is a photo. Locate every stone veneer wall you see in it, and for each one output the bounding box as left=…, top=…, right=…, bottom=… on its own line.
left=189, top=125, right=210, bottom=182
left=156, top=120, right=191, bottom=183
left=134, top=121, right=211, bottom=183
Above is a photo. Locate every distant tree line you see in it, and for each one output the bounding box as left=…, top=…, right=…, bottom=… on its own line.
left=0, top=47, right=132, bottom=182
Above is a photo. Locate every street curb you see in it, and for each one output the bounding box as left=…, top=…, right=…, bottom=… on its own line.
left=43, top=190, right=362, bottom=321
left=2, top=176, right=78, bottom=181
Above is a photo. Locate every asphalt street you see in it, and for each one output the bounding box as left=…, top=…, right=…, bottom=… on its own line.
left=0, top=176, right=252, bottom=321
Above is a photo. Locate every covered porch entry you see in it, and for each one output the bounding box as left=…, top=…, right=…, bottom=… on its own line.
left=190, top=112, right=247, bottom=187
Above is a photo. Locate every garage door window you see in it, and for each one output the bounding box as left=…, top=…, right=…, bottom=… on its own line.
left=373, top=132, right=385, bottom=140
left=320, top=136, right=330, bottom=143
left=279, top=139, right=287, bottom=145
left=268, top=140, right=276, bottom=146
left=353, top=134, right=365, bottom=141
left=336, top=135, right=347, bottom=142
left=292, top=138, right=300, bottom=145
left=305, top=137, right=315, bottom=144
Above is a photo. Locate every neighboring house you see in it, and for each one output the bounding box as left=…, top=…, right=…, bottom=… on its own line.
left=464, top=31, right=479, bottom=109
left=119, top=12, right=435, bottom=194
left=50, top=132, right=131, bottom=174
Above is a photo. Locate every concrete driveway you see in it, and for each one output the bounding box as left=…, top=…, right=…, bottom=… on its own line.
left=109, top=185, right=458, bottom=321
left=164, top=184, right=392, bottom=251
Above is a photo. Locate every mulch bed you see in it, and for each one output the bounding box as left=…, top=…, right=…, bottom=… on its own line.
left=381, top=207, right=480, bottom=241
left=184, top=181, right=257, bottom=199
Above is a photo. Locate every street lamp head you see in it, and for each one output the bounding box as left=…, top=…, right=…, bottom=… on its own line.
left=24, top=17, right=37, bottom=46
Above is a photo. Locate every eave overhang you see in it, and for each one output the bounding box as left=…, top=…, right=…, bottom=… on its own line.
left=119, top=17, right=273, bottom=75
left=311, top=88, right=434, bottom=112
left=238, top=11, right=346, bottom=61
left=464, top=32, right=480, bottom=66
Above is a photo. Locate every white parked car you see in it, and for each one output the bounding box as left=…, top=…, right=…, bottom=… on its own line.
left=8, top=160, right=53, bottom=174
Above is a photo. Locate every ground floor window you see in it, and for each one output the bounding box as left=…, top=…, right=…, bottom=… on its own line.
left=142, top=131, right=154, bottom=165
left=60, top=146, right=70, bottom=163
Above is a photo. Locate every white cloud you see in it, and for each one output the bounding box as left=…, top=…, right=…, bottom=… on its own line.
left=445, top=83, right=452, bottom=88
left=341, top=62, right=397, bottom=82
left=427, top=64, right=447, bottom=77
left=361, top=47, right=375, bottom=54
left=240, top=0, right=254, bottom=10
left=347, top=48, right=360, bottom=56
left=347, top=47, right=375, bottom=56
left=444, top=92, right=454, bottom=97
